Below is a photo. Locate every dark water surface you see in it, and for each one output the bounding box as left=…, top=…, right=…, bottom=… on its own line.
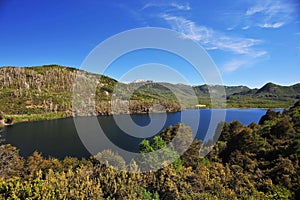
left=0, top=109, right=282, bottom=159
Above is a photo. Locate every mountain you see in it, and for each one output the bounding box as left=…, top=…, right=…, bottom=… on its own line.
left=193, top=84, right=251, bottom=96
left=255, top=82, right=300, bottom=98
left=227, top=82, right=300, bottom=108
left=0, top=65, right=299, bottom=122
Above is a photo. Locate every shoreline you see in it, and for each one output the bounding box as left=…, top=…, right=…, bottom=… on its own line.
left=4, top=106, right=287, bottom=125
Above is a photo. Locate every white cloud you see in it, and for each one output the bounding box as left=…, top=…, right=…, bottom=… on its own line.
left=161, top=14, right=266, bottom=57
left=142, top=2, right=191, bottom=11
left=253, top=51, right=267, bottom=57
left=170, top=3, right=191, bottom=11
left=205, top=46, right=218, bottom=50
left=223, top=53, right=269, bottom=72
left=245, top=0, right=294, bottom=29
left=141, top=3, right=155, bottom=10
left=246, top=0, right=292, bottom=17
left=259, top=22, right=284, bottom=28
left=223, top=60, right=248, bottom=72
left=246, top=3, right=269, bottom=16
left=242, top=26, right=250, bottom=30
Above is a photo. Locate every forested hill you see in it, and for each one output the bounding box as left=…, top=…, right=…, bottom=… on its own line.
left=0, top=65, right=299, bottom=120
left=194, top=82, right=300, bottom=107
left=0, top=65, right=116, bottom=116
left=225, top=82, right=300, bottom=107
left=0, top=65, right=182, bottom=119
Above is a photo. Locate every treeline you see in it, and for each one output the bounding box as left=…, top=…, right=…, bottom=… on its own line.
left=0, top=102, right=299, bottom=199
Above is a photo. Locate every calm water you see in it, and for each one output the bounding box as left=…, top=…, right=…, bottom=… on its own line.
left=0, top=109, right=282, bottom=159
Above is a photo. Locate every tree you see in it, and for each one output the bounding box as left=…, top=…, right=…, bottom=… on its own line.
left=259, top=109, right=281, bottom=125
left=0, top=145, right=24, bottom=179
left=94, top=149, right=126, bottom=170
left=0, top=111, right=3, bottom=120
left=152, top=136, right=166, bottom=151
left=270, top=117, right=295, bottom=139
left=139, top=139, right=154, bottom=153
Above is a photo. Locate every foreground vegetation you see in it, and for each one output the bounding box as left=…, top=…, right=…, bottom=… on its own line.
left=0, top=101, right=299, bottom=199
left=0, top=65, right=299, bottom=124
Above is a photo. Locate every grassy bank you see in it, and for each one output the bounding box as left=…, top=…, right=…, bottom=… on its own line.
left=6, top=112, right=69, bottom=124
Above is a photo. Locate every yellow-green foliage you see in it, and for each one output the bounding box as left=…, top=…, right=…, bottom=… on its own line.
left=0, top=101, right=299, bottom=199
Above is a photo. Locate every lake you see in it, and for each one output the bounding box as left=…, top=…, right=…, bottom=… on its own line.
left=0, top=108, right=282, bottom=159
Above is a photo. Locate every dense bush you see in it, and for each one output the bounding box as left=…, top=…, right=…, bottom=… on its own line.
left=0, top=101, right=299, bottom=199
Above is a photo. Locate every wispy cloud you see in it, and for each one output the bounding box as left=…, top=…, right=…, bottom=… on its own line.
left=222, top=53, right=270, bottom=72
left=161, top=14, right=266, bottom=57
left=245, top=0, right=294, bottom=29
left=170, top=2, right=191, bottom=11
left=246, top=5, right=266, bottom=16
left=223, top=60, right=249, bottom=72
left=142, top=2, right=190, bottom=11
left=246, top=0, right=291, bottom=17
left=242, top=26, right=250, bottom=30
left=160, top=13, right=269, bottom=72
left=259, top=22, right=284, bottom=28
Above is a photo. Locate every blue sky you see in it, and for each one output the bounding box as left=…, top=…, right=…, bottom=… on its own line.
left=0, top=0, right=300, bottom=88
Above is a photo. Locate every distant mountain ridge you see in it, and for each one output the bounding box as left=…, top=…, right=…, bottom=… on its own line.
left=255, top=82, right=300, bottom=97
left=193, top=84, right=251, bottom=96
left=0, top=65, right=299, bottom=119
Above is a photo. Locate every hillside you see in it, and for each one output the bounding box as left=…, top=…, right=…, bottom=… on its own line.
left=0, top=65, right=182, bottom=122
left=0, top=65, right=299, bottom=122
left=227, top=82, right=300, bottom=108
left=256, top=82, right=300, bottom=97
left=0, top=65, right=115, bottom=117
left=194, top=84, right=250, bottom=96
